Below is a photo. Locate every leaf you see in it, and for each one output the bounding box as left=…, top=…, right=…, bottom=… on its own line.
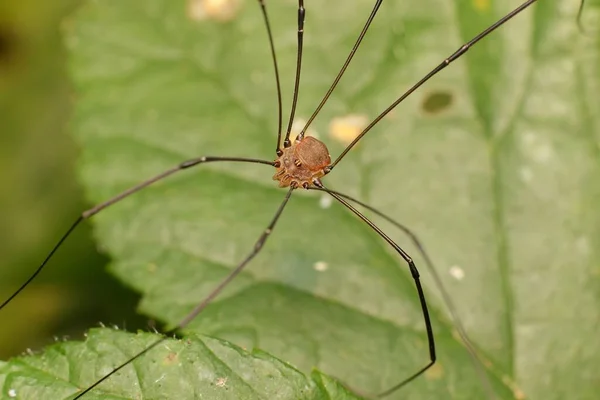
left=3, top=0, right=600, bottom=399
left=0, top=328, right=359, bottom=399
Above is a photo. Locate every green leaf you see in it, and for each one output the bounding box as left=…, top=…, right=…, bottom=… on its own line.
left=0, top=328, right=359, bottom=399
left=3, top=0, right=600, bottom=399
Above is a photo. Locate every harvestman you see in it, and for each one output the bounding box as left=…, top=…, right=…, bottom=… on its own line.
left=0, top=0, right=547, bottom=398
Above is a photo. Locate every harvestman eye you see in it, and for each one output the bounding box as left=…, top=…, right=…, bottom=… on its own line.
left=1, top=0, right=582, bottom=398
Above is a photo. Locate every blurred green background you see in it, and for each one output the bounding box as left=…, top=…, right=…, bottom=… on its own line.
left=0, top=0, right=145, bottom=359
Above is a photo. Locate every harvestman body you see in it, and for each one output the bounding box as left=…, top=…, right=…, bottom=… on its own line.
left=273, top=136, right=330, bottom=188
left=0, top=0, right=571, bottom=398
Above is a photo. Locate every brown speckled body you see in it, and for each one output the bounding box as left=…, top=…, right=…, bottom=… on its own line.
left=273, top=136, right=331, bottom=188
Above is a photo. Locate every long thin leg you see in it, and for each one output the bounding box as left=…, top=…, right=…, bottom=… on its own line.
left=0, top=156, right=274, bottom=312
left=257, top=0, right=284, bottom=156
left=74, top=187, right=295, bottom=399
left=297, top=0, right=384, bottom=141
left=282, top=0, right=306, bottom=148
left=329, top=0, right=538, bottom=169
left=309, top=187, right=495, bottom=399
left=313, top=180, right=434, bottom=397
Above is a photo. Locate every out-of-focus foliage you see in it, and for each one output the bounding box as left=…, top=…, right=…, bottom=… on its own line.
left=0, top=0, right=144, bottom=359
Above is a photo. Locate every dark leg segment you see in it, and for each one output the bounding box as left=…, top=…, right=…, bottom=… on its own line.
left=309, top=186, right=495, bottom=399
left=256, top=0, right=284, bottom=156
left=312, top=180, right=435, bottom=397
left=0, top=156, right=274, bottom=312
left=282, top=0, right=306, bottom=148
left=74, top=187, right=294, bottom=399
left=0, top=217, right=82, bottom=310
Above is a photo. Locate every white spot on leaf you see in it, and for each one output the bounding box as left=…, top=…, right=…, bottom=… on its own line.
left=8, top=389, right=16, bottom=398
left=319, top=194, right=332, bottom=209
left=314, top=261, right=328, bottom=272
left=449, top=265, right=465, bottom=281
